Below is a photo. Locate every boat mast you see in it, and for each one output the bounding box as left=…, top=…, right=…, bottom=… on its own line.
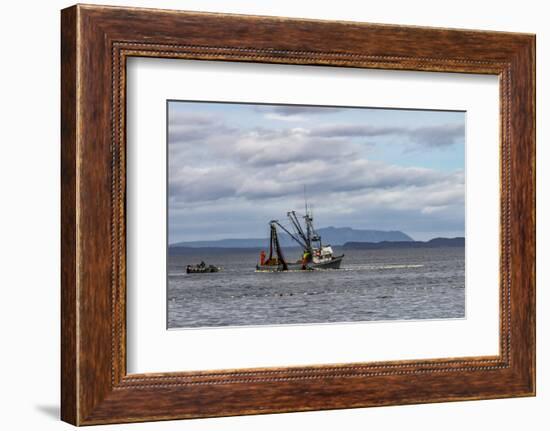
left=304, top=185, right=311, bottom=248
left=267, top=222, right=288, bottom=270
left=287, top=211, right=310, bottom=252
left=302, top=186, right=321, bottom=249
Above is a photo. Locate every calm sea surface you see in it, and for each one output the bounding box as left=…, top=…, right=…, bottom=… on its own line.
left=167, top=247, right=465, bottom=329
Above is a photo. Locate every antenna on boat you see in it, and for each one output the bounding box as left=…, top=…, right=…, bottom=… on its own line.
left=304, top=185, right=308, bottom=216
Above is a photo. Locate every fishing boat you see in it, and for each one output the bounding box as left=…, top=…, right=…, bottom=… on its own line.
left=186, top=261, right=220, bottom=274
left=256, top=204, right=344, bottom=272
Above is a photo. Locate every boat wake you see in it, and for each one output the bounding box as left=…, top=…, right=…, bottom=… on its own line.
left=254, top=263, right=425, bottom=273
left=341, top=264, right=425, bottom=271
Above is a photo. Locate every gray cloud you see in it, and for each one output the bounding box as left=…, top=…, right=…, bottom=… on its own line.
left=168, top=179, right=465, bottom=242
left=253, top=105, right=343, bottom=116
left=311, top=125, right=403, bottom=138
left=408, top=124, right=464, bottom=147
left=168, top=113, right=464, bottom=204
left=168, top=111, right=237, bottom=144
left=167, top=108, right=464, bottom=242
left=312, top=123, right=463, bottom=148
left=169, top=151, right=463, bottom=206
left=167, top=113, right=359, bottom=168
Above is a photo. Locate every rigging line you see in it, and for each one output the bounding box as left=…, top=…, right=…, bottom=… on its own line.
left=288, top=211, right=308, bottom=242
left=272, top=220, right=307, bottom=249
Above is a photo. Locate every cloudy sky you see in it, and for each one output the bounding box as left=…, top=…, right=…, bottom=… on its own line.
left=168, top=101, right=465, bottom=243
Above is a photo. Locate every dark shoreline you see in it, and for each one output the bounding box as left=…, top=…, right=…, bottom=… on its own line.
left=344, top=237, right=464, bottom=250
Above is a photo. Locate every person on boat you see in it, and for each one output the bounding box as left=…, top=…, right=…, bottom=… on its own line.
left=301, top=250, right=311, bottom=269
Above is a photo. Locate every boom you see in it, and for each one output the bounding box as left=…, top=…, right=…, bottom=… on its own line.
left=271, top=220, right=307, bottom=250
left=287, top=211, right=310, bottom=250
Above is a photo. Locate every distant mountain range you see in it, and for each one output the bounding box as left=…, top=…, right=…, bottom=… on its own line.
left=170, top=227, right=413, bottom=249
left=343, top=237, right=465, bottom=250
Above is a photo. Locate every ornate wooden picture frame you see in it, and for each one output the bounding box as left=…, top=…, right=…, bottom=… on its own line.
left=61, top=4, right=535, bottom=425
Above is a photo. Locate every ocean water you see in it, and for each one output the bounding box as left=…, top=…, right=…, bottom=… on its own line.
left=167, top=247, right=465, bottom=329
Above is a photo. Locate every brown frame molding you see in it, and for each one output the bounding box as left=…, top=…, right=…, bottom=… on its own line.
left=61, top=4, right=535, bottom=425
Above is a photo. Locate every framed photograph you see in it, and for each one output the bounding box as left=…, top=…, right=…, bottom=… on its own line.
left=61, top=4, right=535, bottom=425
